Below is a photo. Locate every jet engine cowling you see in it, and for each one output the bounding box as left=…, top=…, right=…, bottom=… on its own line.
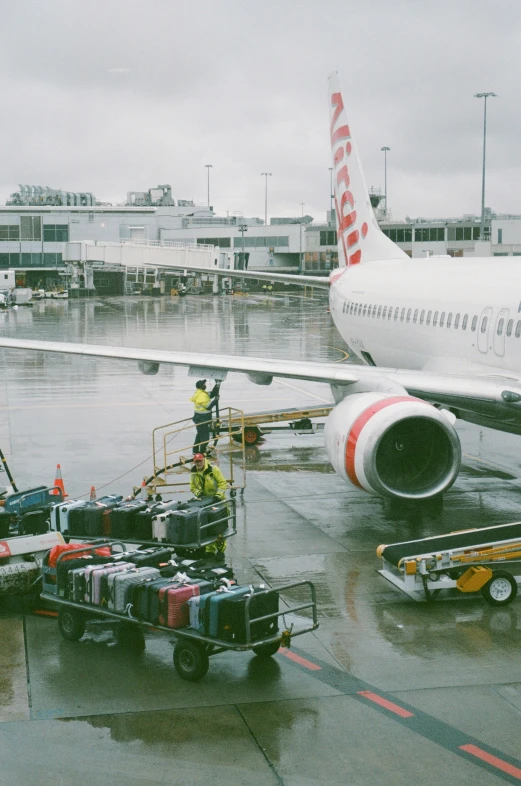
left=324, top=393, right=461, bottom=500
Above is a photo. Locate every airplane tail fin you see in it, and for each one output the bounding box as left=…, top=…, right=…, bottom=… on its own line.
left=328, top=72, right=409, bottom=267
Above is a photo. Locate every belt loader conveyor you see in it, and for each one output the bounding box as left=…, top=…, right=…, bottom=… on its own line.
left=377, top=521, right=521, bottom=605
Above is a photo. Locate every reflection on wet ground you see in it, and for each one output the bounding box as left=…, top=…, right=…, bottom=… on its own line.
left=2, top=294, right=521, bottom=784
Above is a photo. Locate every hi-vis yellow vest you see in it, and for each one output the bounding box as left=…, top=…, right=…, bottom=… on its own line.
left=190, top=389, right=211, bottom=414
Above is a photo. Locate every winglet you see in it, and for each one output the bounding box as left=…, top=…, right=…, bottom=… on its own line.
left=328, top=72, right=409, bottom=267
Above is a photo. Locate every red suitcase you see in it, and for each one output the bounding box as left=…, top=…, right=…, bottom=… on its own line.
left=158, top=582, right=201, bottom=628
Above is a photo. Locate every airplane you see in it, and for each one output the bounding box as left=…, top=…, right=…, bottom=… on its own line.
left=1, top=71, right=521, bottom=504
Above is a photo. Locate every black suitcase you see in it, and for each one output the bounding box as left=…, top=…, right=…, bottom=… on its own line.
left=111, top=501, right=148, bottom=539
left=166, top=498, right=225, bottom=545
left=132, top=510, right=155, bottom=540
left=125, top=547, right=173, bottom=569
left=217, top=587, right=279, bottom=644
left=178, top=557, right=234, bottom=582
left=68, top=506, right=90, bottom=536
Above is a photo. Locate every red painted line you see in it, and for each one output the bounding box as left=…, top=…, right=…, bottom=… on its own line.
left=33, top=609, right=58, bottom=617
left=357, top=691, right=414, bottom=718
left=279, top=649, right=322, bottom=671
left=460, top=744, right=521, bottom=780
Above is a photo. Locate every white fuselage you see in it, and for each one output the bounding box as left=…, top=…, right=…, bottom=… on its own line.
left=329, top=257, right=521, bottom=377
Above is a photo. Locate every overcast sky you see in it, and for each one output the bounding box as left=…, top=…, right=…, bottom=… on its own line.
left=2, top=0, right=520, bottom=223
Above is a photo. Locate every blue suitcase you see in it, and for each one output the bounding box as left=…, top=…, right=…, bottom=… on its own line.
left=204, top=586, right=251, bottom=638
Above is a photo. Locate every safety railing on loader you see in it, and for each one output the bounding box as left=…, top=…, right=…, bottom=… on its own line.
left=150, top=407, right=246, bottom=496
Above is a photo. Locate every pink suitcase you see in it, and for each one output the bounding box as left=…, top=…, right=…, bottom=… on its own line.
left=85, top=562, right=134, bottom=605
left=158, top=582, right=201, bottom=628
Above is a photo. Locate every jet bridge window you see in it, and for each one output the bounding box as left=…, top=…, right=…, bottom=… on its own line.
left=471, top=316, right=478, bottom=331
left=507, top=319, right=513, bottom=337
left=426, top=310, right=432, bottom=325
left=419, top=310, right=425, bottom=324
left=447, top=313, right=452, bottom=328
left=433, top=311, right=439, bottom=327
left=480, top=316, right=488, bottom=334
left=462, top=314, right=468, bottom=330
left=454, top=313, right=460, bottom=329
left=516, top=320, right=521, bottom=338
left=413, top=309, right=418, bottom=323
left=406, top=308, right=411, bottom=322
left=439, top=312, right=445, bottom=327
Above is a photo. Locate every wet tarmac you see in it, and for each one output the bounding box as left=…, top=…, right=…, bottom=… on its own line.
left=1, top=294, right=521, bottom=785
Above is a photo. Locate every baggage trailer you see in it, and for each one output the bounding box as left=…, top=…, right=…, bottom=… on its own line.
left=41, top=543, right=318, bottom=681
left=377, top=521, right=521, bottom=605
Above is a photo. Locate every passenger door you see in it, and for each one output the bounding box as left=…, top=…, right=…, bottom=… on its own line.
left=477, top=307, right=493, bottom=354
left=493, top=308, right=509, bottom=358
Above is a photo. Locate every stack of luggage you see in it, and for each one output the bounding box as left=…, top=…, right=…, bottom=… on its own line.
left=45, top=543, right=279, bottom=644
left=51, top=496, right=229, bottom=546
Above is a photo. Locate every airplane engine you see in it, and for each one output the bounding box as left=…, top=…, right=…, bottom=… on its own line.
left=138, top=360, right=160, bottom=375
left=324, top=393, right=461, bottom=500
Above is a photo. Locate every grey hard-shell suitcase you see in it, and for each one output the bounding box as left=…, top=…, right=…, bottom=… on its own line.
left=107, top=567, right=161, bottom=612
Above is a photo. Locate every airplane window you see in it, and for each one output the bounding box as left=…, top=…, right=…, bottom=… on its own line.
left=372, top=305, right=377, bottom=318
left=388, top=307, right=392, bottom=320
left=439, top=312, right=445, bottom=327
left=420, top=310, right=425, bottom=324
left=363, top=305, right=367, bottom=317
left=516, top=320, right=521, bottom=338
left=462, top=314, right=468, bottom=330
left=447, top=313, right=452, bottom=328
left=342, top=303, right=345, bottom=313
left=471, top=315, right=478, bottom=331
left=480, top=316, right=488, bottom=333
left=433, top=311, right=439, bottom=327
left=413, top=309, right=418, bottom=323
left=382, top=306, right=387, bottom=319
left=394, top=308, right=399, bottom=322
left=454, top=313, right=460, bottom=329
left=406, top=308, right=411, bottom=322
left=400, top=308, right=405, bottom=321
left=377, top=306, right=382, bottom=319
left=426, top=310, right=432, bottom=325
left=507, top=319, right=513, bottom=337
left=497, top=318, right=504, bottom=336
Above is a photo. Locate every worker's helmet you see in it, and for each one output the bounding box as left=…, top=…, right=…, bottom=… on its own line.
left=195, top=379, right=207, bottom=389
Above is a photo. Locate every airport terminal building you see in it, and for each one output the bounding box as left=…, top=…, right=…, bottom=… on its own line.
left=1, top=182, right=520, bottom=292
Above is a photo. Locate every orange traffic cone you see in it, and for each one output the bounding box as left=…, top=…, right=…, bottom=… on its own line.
left=51, top=464, right=67, bottom=498
left=90, top=486, right=96, bottom=501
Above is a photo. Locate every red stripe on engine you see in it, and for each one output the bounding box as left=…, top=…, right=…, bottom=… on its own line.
left=345, top=396, right=423, bottom=488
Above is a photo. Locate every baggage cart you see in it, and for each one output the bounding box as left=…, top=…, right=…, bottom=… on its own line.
left=377, top=521, right=521, bottom=605
left=40, top=542, right=318, bottom=681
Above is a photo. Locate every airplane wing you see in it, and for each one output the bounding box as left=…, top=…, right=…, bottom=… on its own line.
left=1, top=337, right=520, bottom=423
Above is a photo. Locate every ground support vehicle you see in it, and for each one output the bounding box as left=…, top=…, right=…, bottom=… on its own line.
left=2, top=485, right=64, bottom=536
left=40, top=543, right=318, bottom=681
left=223, top=405, right=332, bottom=446
left=377, top=521, right=521, bottom=605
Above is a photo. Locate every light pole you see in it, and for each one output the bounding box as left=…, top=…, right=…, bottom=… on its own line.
left=299, top=202, right=305, bottom=275
left=261, top=172, right=272, bottom=226
left=474, top=91, right=497, bottom=240
left=205, top=164, right=213, bottom=207
left=239, top=223, right=248, bottom=270
left=328, top=167, right=334, bottom=224
left=381, top=147, right=390, bottom=217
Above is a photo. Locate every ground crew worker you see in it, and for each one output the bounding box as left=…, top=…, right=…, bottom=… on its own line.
left=190, top=453, right=228, bottom=559
left=190, top=379, right=219, bottom=455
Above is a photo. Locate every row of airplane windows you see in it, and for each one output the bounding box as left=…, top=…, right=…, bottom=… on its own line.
left=343, top=301, right=521, bottom=338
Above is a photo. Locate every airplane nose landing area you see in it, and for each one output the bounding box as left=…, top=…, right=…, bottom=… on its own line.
left=2, top=295, right=521, bottom=784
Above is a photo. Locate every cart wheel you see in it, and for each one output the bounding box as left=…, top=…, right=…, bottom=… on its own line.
left=244, top=426, right=261, bottom=446
left=229, top=489, right=237, bottom=499
left=252, top=640, right=281, bottom=658
left=58, top=607, right=85, bottom=641
left=173, top=641, right=209, bottom=681
left=117, top=623, right=146, bottom=652
left=481, top=570, right=518, bottom=606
